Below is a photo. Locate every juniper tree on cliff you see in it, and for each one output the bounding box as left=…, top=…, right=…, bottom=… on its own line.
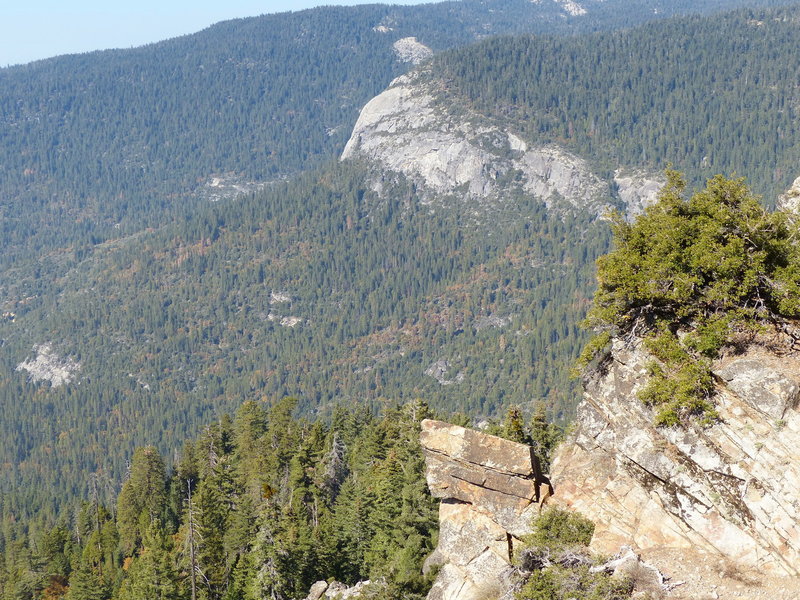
left=579, top=170, right=800, bottom=426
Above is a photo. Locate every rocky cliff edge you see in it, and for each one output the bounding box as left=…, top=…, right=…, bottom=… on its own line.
left=552, top=331, right=800, bottom=583
left=420, top=419, right=551, bottom=600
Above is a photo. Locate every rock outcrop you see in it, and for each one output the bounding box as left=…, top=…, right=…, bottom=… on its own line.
left=16, top=343, right=80, bottom=387
left=778, top=175, right=800, bottom=216
left=530, top=0, right=588, bottom=17
left=554, top=0, right=588, bottom=17
left=341, top=71, right=621, bottom=217
left=613, top=168, right=664, bottom=219
left=420, top=419, right=550, bottom=600
left=551, top=332, right=800, bottom=577
left=341, top=70, right=666, bottom=220
left=424, top=359, right=465, bottom=386
left=392, top=37, right=433, bottom=64
left=302, top=579, right=384, bottom=600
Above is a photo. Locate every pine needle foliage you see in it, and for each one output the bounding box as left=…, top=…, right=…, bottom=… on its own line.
left=518, top=567, right=633, bottom=600
left=524, top=508, right=595, bottom=552
left=517, top=509, right=632, bottom=600
left=579, top=170, right=800, bottom=426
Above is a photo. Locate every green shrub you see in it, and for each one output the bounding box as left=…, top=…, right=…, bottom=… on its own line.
left=638, top=330, right=717, bottom=427
left=517, top=509, right=633, bottom=600
left=579, top=170, right=800, bottom=426
left=518, top=566, right=633, bottom=600
left=525, top=508, right=595, bottom=551
left=573, top=331, right=612, bottom=374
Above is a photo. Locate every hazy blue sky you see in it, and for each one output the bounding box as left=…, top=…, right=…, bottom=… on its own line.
left=1, top=0, right=432, bottom=67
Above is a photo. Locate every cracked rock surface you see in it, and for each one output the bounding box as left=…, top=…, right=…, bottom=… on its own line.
left=420, top=419, right=544, bottom=600
left=551, top=334, right=800, bottom=578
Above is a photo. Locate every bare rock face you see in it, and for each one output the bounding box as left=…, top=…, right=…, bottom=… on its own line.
left=529, top=0, right=588, bottom=16
left=16, top=343, right=80, bottom=387
left=554, top=0, right=588, bottom=17
left=341, top=72, right=616, bottom=217
left=551, top=334, right=800, bottom=577
left=392, top=37, right=433, bottom=64
left=302, top=579, right=384, bottom=600
left=341, top=71, right=671, bottom=222
left=778, top=175, right=800, bottom=217
left=424, top=359, right=464, bottom=386
left=420, top=419, right=549, bottom=600
left=613, top=168, right=664, bottom=219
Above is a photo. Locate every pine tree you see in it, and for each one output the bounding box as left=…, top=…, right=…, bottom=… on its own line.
left=117, top=447, right=167, bottom=556
left=117, top=521, right=179, bottom=600
left=64, top=563, right=109, bottom=600
left=263, top=398, right=300, bottom=498
left=246, top=504, right=291, bottom=600
left=501, top=406, right=532, bottom=445
left=529, top=402, right=562, bottom=473
left=195, top=462, right=234, bottom=600
left=180, top=481, right=201, bottom=600
left=232, top=401, right=267, bottom=501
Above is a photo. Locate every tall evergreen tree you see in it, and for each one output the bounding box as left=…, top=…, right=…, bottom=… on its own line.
left=117, top=448, right=167, bottom=556
left=117, top=521, right=179, bottom=600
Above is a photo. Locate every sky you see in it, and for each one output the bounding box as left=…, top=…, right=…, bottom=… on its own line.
left=1, top=0, right=433, bottom=67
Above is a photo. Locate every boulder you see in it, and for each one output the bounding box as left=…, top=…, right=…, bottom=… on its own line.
left=304, top=581, right=329, bottom=600
left=302, top=579, right=383, bottom=600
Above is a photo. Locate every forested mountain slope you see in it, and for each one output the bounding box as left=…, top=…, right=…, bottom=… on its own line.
left=0, top=0, right=788, bottom=266
left=3, top=0, right=800, bottom=542
left=432, top=6, right=800, bottom=202
left=0, top=159, right=607, bottom=520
